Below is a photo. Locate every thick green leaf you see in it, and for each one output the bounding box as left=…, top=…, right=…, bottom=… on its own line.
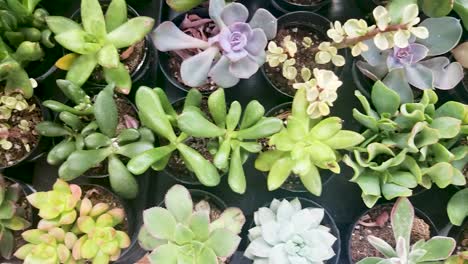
left=255, top=150, right=286, bottom=172
left=447, top=188, right=468, bottom=226
left=127, top=145, right=176, bottom=175
left=226, top=101, right=241, bottom=131
left=213, top=140, right=231, bottom=170
left=190, top=211, right=210, bottom=241
left=116, top=141, right=155, bottom=158
left=36, top=121, right=71, bottom=137
left=0, top=229, right=13, bottom=259
left=97, top=44, right=119, bottom=69
left=143, top=207, right=176, bottom=240
left=148, top=244, right=178, bottom=264
left=454, top=0, right=468, bottom=30
left=205, top=229, right=241, bottom=257
left=323, top=130, right=364, bottom=149
left=81, top=0, right=106, bottom=40
left=46, top=16, right=82, bottom=35
left=423, top=162, right=453, bottom=188
left=430, top=117, right=461, bottom=138
left=382, top=183, right=412, bottom=200
left=165, top=185, right=193, bottom=223
left=240, top=100, right=264, bottom=129
left=153, top=88, right=177, bottom=120
left=418, top=236, right=456, bottom=261
left=55, top=30, right=100, bottom=55
left=59, top=148, right=112, bottom=180
left=267, top=156, right=294, bottom=191
left=84, top=133, right=111, bottom=149
left=310, top=117, right=342, bottom=140
left=94, top=84, right=118, bottom=137
left=228, top=146, right=246, bottom=194
left=166, top=0, right=205, bottom=12
left=177, top=144, right=221, bottom=186
left=207, top=88, right=226, bottom=128
left=105, top=0, right=127, bottom=32
left=103, top=62, right=132, bottom=94
left=419, top=0, right=454, bottom=17
left=177, top=109, right=225, bottom=138
left=299, top=164, right=322, bottom=196
left=66, top=53, right=98, bottom=87
left=108, top=155, right=138, bottom=199
left=237, top=117, right=283, bottom=140
left=417, top=17, right=463, bottom=56
left=391, top=197, right=414, bottom=248
left=138, top=226, right=166, bottom=251
left=371, top=81, right=400, bottom=115
left=106, top=17, right=154, bottom=49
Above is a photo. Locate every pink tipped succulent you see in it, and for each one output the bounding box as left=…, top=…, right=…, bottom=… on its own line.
left=152, top=0, right=277, bottom=88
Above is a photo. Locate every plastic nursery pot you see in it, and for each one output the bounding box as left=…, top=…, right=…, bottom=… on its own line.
left=447, top=220, right=468, bottom=255
left=68, top=3, right=152, bottom=90
left=79, top=183, right=137, bottom=260
left=261, top=102, right=335, bottom=192
left=346, top=203, right=439, bottom=264
left=261, top=11, right=346, bottom=98
left=0, top=95, right=51, bottom=170
left=271, top=0, right=331, bottom=13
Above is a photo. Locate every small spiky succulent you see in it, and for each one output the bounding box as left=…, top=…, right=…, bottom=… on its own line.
left=245, top=198, right=337, bottom=263
left=343, top=81, right=468, bottom=208
left=138, top=184, right=245, bottom=264
left=357, top=197, right=456, bottom=264
left=0, top=175, right=31, bottom=259
left=46, top=0, right=155, bottom=94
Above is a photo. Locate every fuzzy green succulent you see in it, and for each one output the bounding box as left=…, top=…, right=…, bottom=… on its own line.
left=36, top=81, right=155, bottom=199
left=255, top=86, right=365, bottom=196
left=0, top=175, right=31, bottom=259
left=46, top=0, right=155, bottom=94
left=357, top=197, right=456, bottom=264
left=176, top=88, right=283, bottom=194
left=138, top=184, right=245, bottom=264
left=343, top=81, right=468, bottom=208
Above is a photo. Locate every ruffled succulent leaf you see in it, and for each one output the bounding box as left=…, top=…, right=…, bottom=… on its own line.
left=422, top=162, right=454, bottom=188
left=355, top=171, right=381, bottom=207
left=382, top=183, right=412, bottom=200
left=107, top=17, right=154, bottom=49
left=152, top=21, right=209, bottom=52
left=105, top=0, right=127, bottom=32
left=416, top=17, right=462, bottom=56
left=429, top=117, right=461, bottom=138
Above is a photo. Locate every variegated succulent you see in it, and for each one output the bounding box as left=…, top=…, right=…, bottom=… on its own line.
left=357, top=197, right=456, bottom=264
left=138, top=185, right=245, bottom=264
left=245, top=198, right=337, bottom=263
left=343, top=81, right=468, bottom=208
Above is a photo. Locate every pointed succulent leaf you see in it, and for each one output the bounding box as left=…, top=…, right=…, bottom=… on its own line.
left=177, top=108, right=225, bottom=138
left=391, top=197, right=414, bottom=248
left=178, top=143, right=221, bottom=186
left=367, top=236, right=397, bottom=258
left=310, top=117, right=342, bottom=140
left=55, top=30, right=101, bottom=55
left=66, top=53, right=98, bottom=87
left=105, top=0, right=127, bottom=32
left=152, top=21, right=209, bottom=51
left=46, top=16, right=82, bottom=34
left=107, top=17, right=154, bottom=49
left=165, top=185, right=193, bottom=223
left=103, top=62, right=132, bottom=94
left=97, top=44, right=119, bottom=69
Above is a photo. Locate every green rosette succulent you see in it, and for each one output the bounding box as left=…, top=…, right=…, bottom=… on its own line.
left=357, top=197, right=456, bottom=264
left=343, top=81, right=468, bottom=208
left=127, top=86, right=221, bottom=187
left=255, top=87, right=365, bottom=196
left=36, top=81, right=155, bottom=199
left=176, top=88, right=283, bottom=194
left=0, top=175, right=31, bottom=259
left=138, top=184, right=245, bottom=264
left=46, top=0, right=155, bottom=94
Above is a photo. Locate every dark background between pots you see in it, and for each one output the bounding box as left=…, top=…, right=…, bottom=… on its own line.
left=1, top=0, right=463, bottom=263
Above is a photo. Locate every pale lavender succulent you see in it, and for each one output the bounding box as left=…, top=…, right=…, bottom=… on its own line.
left=387, top=43, right=428, bottom=68
left=152, top=0, right=277, bottom=88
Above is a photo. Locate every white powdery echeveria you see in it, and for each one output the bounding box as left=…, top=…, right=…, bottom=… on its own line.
left=152, top=0, right=278, bottom=88
left=244, top=198, right=337, bottom=264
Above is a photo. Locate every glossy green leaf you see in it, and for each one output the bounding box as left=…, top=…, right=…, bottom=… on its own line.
left=208, top=88, right=227, bottom=128
left=213, top=140, right=231, bottom=170
left=108, top=155, right=138, bottom=199
left=127, top=145, right=176, bottom=175
left=84, top=133, right=111, bottom=149
left=154, top=88, right=177, bottom=120
left=240, top=100, right=264, bottom=129
left=228, top=146, right=246, bottom=194
left=66, top=53, right=98, bottom=87
left=382, top=183, right=412, bottom=200
left=267, top=156, right=294, bottom=191
left=36, top=121, right=71, bottom=137
left=46, top=16, right=82, bottom=34
left=81, top=0, right=106, bottom=39
left=177, top=144, right=221, bottom=186
left=106, top=17, right=154, bottom=49
left=55, top=30, right=100, bottom=55
left=178, top=108, right=225, bottom=138
left=97, top=44, right=119, bottom=69
left=56, top=79, right=89, bottom=105
left=226, top=101, right=241, bottom=131
left=47, top=140, right=76, bottom=165
left=105, top=0, right=127, bottom=32
left=299, top=164, right=322, bottom=196
left=59, top=111, right=84, bottom=131
left=116, top=141, right=155, bottom=158
left=94, top=84, right=118, bottom=137
left=237, top=117, right=283, bottom=140
left=59, top=148, right=112, bottom=180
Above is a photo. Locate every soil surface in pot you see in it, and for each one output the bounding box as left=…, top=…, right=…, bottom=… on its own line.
left=91, top=39, right=146, bottom=84
left=285, top=0, right=326, bottom=5
left=1, top=96, right=43, bottom=168
left=350, top=204, right=431, bottom=263
left=83, top=96, right=138, bottom=177
left=168, top=14, right=219, bottom=92
left=264, top=25, right=334, bottom=97
left=82, top=185, right=129, bottom=233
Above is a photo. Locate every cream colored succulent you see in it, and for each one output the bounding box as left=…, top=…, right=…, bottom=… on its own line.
left=266, top=41, right=288, bottom=67
left=282, top=59, right=297, bottom=80
left=18, top=120, right=30, bottom=132
left=393, top=4, right=429, bottom=48
left=373, top=32, right=394, bottom=50
left=351, top=41, right=369, bottom=57
left=302, top=37, right=313, bottom=48
left=343, top=19, right=373, bottom=38
left=0, top=138, right=12, bottom=150
left=327, top=21, right=346, bottom=43
left=315, top=42, right=345, bottom=66
left=282, top=36, right=298, bottom=57
left=373, top=6, right=391, bottom=31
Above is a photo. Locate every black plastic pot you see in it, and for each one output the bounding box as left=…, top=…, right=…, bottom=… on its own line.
left=346, top=203, right=439, bottom=264
left=261, top=11, right=347, bottom=98
left=68, top=3, right=153, bottom=91
left=447, top=220, right=467, bottom=254
left=271, top=0, right=331, bottom=13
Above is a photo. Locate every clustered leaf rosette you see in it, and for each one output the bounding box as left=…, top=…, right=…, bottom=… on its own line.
left=46, top=0, right=155, bottom=94
left=152, top=0, right=277, bottom=88
left=245, top=198, right=337, bottom=263
left=343, top=81, right=468, bottom=208
left=0, top=175, right=31, bottom=259
left=357, top=197, right=456, bottom=264
left=36, top=81, right=154, bottom=199
left=138, top=185, right=245, bottom=264
left=255, top=87, right=364, bottom=196
left=176, top=88, right=283, bottom=194
left=15, top=179, right=130, bottom=264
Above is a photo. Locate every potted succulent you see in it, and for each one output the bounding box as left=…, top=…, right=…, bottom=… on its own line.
left=343, top=81, right=468, bottom=208
left=36, top=81, right=154, bottom=199
left=244, top=197, right=340, bottom=263
left=350, top=197, right=455, bottom=264
left=14, top=179, right=132, bottom=264
left=0, top=174, right=32, bottom=261
left=46, top=0, right=155, bottom=94
left=153, top=0, right=277, bottom=92
left=138, top=184, right=245, bottom=263
left=255, top=84, right=364, bottom=195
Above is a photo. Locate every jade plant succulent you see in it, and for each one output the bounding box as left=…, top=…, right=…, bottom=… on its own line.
left=36, top=81, right=154, bottom=199
left=343, top=81, right=468, bottom=208
left=255, top=87, right=365, bottom=196
left=176, top=88, right=283, bottom=194
left=153, top=0, right=277, bottom=88
left=15, top=179, right=130, bottom=264
left=245, top=198, right=337, bottom=263
left=0, top=175, right=31, bottom=259
left=357, top=197, right=456, bottom=264
left=46, top=0, right=155, bottom=94
left=127, top=86, right=222, bottom=187
left=138, top=184, right=245, bottom=264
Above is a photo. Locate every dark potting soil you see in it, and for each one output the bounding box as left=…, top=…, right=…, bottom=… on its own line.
left=286, top=0, right=325, bottom=5
left=82, top=185, right=129, bottom=233
left=83, top=96, right=138, bottom=177
left=264, top=25, right=334, bottom=97
left=1, top=97, right=42, bottom=168
left=350, top=204, right=431, bottom=263
left=90, top=39, right=146, bottom=84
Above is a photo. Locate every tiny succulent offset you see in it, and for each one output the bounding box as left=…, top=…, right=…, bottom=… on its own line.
left=15, top=179, right=130, bottom=264
left=138, top=184, right=245, bottom=264
left=344, top=81, right=468, bottom=208
left=255, top=87, right=364, bottom=196
left=357, top=197, right=456, bottom=264
left=153, top=0, right=277, bottom=88
left=245, top=198, right=337, bottom=263
left=46, top=0, right=155, bottom=94
left=0, top=175, right=31, bottom=260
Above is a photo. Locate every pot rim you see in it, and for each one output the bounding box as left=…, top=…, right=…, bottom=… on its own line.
left=271, top=0, right=331, bottom=13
